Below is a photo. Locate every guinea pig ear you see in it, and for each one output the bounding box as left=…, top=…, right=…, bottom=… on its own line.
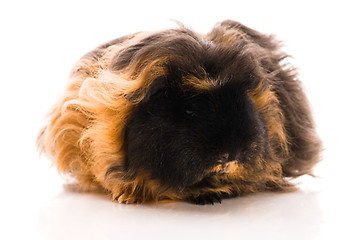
left=123, top=79, right=167, bottom=103
left=142, top=78, right=168, bottom=102
left=223, top=68, right=257, bottom=91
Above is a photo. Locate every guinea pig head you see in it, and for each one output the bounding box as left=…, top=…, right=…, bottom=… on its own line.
left=124, top=65, right=267, bottom=192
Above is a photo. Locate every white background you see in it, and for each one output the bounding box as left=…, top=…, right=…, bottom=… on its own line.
left=1, top=0, right=360, bottom=239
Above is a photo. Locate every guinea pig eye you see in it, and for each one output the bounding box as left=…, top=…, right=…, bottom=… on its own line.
left=184, top=105, right=196, bottom=117
left=185, top=109, right=194, bottom=115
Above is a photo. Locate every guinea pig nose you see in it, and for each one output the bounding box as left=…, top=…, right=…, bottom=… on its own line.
left=219, top=153, right=230, bottom=162
left=228, top=151, right=243, bottom=162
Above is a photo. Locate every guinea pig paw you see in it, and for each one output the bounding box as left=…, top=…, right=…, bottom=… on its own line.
left=113, top=192, right=138, bottom=204
left=188, top=192, right=222, bottom=205
left=117, top=194, right=129, bottom=204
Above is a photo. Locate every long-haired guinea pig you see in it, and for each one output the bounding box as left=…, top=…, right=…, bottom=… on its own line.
left=38, top=20, right=322, bottom=204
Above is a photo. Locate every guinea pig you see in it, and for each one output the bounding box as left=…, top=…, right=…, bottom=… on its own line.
left=38, top=20, right=322, bottom=204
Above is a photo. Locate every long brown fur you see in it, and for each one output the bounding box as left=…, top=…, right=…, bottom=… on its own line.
left=38, top=20, right=321, bottom=204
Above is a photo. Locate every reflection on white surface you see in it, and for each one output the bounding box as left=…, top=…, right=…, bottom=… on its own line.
left=37, top=187, right=323, bottom=240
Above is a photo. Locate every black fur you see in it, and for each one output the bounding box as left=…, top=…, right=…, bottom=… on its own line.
left=124, top=51, right=268, bottom=190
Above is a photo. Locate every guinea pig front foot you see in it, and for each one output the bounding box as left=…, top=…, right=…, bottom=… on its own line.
left=187, top=192, right=225, bottom=205
left=112, top=191, right=141, bottom=204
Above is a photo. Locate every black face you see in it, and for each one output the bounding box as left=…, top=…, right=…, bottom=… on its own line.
left=124, top=71, right=267, bottom=191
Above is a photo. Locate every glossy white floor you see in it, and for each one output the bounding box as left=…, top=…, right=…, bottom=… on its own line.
left=1, top=1, right=360, bottom=239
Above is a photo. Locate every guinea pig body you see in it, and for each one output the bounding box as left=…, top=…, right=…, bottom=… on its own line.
left=38, top=20, right=321, bottom=204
